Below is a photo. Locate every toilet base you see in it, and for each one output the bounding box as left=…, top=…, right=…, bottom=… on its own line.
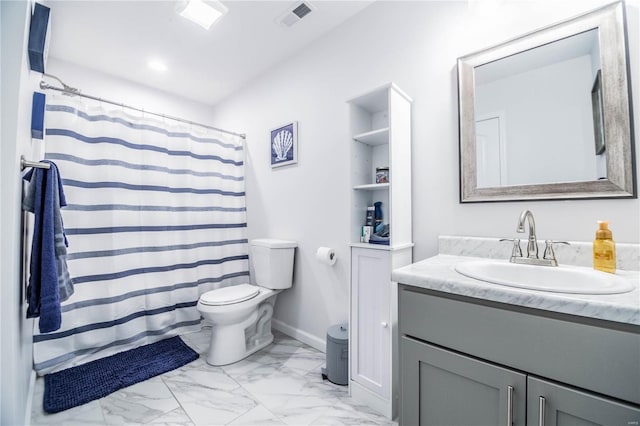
left=208, top=331, right=275, bottom=366
left=203, top=299, right=277, bottom=366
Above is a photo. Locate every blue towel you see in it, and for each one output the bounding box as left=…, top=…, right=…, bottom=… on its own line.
left=31, top=92, right=46, bottom=139
left=23, top=161, right=73, bottom=333
left=46, top=160, right=74, bottom=301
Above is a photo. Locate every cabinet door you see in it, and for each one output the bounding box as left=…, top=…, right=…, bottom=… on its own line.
left=400, top=336, right=526, bottom=426
left=351, top=247, right=391, bottom=398
left=527, top=376, right=640, bottom=426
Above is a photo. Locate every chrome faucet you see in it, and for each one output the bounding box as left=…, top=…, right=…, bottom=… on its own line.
left=500, top=209, right=569, bottom=267
left=517, top=209, right=538, bottom=259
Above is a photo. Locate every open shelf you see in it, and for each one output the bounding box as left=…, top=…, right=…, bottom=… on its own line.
left=353, top=128, right=389, bottom=146
left=353, top=183, right=390, bottom=191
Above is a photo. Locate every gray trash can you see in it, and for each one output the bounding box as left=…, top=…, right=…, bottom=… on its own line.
left=321, top=323, right=348, bottom=385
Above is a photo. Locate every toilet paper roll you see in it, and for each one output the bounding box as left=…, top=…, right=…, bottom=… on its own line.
left=316, top=247, right=336, bottom=266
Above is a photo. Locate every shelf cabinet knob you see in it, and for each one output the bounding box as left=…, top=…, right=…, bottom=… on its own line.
left=381, top=321, right=388, bottom=328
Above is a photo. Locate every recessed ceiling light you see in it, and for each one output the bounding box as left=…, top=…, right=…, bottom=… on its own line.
left=148, top=60, right=168, bottom=72
left=178, top=0, right=228, bottom=30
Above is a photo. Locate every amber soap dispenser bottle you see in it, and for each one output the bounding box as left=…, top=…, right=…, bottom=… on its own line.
left=593, top=221, right=616, bottom=273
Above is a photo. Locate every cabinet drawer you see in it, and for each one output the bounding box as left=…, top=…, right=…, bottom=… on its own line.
left=398, top=285, right=640, bottom=405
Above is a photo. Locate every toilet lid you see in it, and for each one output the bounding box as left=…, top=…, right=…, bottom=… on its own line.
left=200, top=284, right=260, bottom=306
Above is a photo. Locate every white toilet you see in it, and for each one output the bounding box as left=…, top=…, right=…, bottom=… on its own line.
left=196, top=238, right=297, bottom=366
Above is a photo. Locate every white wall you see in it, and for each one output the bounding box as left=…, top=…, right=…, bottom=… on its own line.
left=211, top=0, right=640, bottom=347
left=1, top=1, right=40, bottom=423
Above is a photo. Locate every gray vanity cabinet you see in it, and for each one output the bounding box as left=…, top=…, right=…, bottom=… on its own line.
left=527, top=377, right=640, bottom=426
left=398, top=285, right=640, bottom=426
left=401, top=336, right=526, bottom=426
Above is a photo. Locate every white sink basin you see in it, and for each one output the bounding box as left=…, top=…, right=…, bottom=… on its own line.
left=454, top=260, right=634, bottom=294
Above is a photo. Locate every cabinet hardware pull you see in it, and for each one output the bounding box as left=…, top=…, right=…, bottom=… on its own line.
left=381, top=322, right=388, bottom=328
left=538, top=396, right=546, bottom=426
left=506, top=385, right=513, bottom=426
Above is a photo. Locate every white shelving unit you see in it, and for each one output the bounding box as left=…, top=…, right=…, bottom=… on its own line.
left=347, top=83, right=413, bottom=420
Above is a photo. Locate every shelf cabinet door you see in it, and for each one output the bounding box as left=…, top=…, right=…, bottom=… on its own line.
left=400, top=336, right=526, bottom=426
left=527, top=376, right=640, bottom=426
left=351, top=247, right=391, bottom=398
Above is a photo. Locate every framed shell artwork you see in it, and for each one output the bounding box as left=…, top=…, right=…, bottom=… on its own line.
left=270, top=121, right=297, bottom=168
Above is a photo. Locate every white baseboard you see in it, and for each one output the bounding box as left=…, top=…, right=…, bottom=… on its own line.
left=271, top=319, right=326, bottom=353
left=24, top=369, right=36, bottom=426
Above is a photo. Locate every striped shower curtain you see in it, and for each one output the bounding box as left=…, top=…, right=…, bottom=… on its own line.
left=33, top=95, right=248, bottom=374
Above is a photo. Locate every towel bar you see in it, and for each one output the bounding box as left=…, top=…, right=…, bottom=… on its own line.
left=21, top=155, right=50, bottom=171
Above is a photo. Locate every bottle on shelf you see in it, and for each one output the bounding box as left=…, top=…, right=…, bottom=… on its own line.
left=365, top=206, right=375, bottom=227
left=361, top=206, right=375, bottom=243
left=374, top=201, right=383, bottom=233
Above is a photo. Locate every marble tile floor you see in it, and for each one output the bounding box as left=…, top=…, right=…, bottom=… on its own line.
left=30, top=328, right=396, bottom=426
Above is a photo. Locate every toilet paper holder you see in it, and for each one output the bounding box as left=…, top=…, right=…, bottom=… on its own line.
left=316, top=247, right=336, bottom=266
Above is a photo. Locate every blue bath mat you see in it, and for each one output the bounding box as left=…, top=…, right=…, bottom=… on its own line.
left=43, top=336, right=198, bottom=413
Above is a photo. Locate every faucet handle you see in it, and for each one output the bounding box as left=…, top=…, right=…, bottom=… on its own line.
left=543, top=240, right=570, bottom=262
left=500, top=238, right=523, bottom=258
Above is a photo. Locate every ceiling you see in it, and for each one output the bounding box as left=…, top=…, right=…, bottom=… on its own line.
left=43, top=0, right=374, bottom=106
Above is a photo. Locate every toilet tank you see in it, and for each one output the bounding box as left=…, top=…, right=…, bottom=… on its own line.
left=250, top=239, right=297, bottom=290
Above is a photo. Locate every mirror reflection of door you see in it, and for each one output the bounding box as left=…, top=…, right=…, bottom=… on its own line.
left=476, top=114, right=506, bottom=188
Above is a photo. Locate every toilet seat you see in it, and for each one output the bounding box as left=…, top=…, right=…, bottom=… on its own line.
left=200, top=284, right=260, bottom=306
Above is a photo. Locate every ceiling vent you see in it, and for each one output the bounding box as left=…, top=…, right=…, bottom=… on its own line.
left=277, top=1, right=314, bottom=28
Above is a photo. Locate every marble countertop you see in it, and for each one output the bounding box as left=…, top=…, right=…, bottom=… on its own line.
left=392, top=254, right=640, bottom=326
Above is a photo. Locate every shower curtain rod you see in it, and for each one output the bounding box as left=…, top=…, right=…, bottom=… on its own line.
left=39, top=74, right=246, bottom=139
